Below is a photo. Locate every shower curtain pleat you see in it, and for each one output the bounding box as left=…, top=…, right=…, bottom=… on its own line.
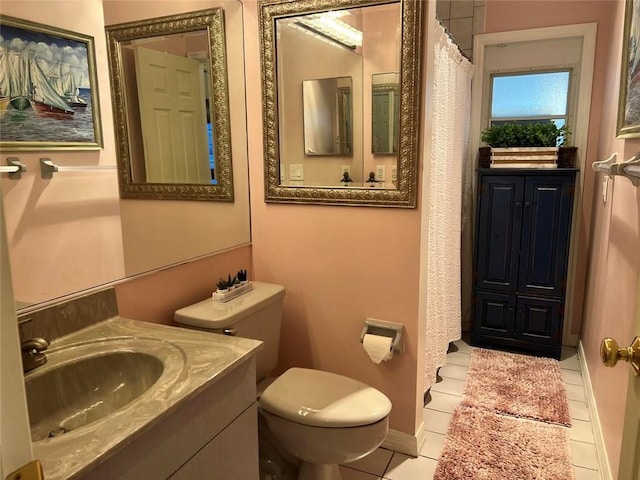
left=423, top=24, right=474, bottom=395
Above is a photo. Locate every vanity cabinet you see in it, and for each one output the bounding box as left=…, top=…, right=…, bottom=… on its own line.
left=471, top=169, right=576, bottom=359
left=81, top=357, right=259, bottom=480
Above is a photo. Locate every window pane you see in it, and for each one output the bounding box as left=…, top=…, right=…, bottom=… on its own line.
left=491, top=71, right=570, bottom=118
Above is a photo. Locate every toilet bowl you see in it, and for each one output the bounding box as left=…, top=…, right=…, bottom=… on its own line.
left=174, top=282, right=392, bottom=480
left=259, top=367, right=391, bottom=480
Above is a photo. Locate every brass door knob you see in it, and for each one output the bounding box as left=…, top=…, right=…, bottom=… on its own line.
left=600, top=337, right=640, bottom=375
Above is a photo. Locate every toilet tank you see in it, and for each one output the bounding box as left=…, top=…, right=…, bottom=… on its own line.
left=174, top=282, right=285, bottom=380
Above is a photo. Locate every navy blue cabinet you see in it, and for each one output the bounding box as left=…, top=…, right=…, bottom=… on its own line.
left=472, top=170, right=576, bottom=359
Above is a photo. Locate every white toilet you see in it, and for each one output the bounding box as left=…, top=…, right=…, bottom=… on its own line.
left=174, top=281, right=391, bottom=480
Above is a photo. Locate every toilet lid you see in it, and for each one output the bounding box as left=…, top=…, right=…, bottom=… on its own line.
left=259, top=368, right=392, bottom=428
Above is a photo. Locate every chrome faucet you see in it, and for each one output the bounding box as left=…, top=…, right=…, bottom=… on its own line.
left=21, top=338, right=50, bottom=373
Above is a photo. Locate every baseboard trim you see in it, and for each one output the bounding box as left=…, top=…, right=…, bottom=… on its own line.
left=578, top=340, right=613, bottom=480
left=382, top=423, right=425, bottom=457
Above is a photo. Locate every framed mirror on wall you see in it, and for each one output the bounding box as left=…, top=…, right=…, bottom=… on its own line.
left=259, top=0, right=423, bottom=207
left=106, top=8, right=234, bottom=201
left=3, top=1, right=251, bottom=313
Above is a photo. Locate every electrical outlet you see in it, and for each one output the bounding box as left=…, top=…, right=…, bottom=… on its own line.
left=391, top=166, right=397, bottom=182
left=280, top=163, right=285, bottom=182
left=376, top=165, right=385, bottom=181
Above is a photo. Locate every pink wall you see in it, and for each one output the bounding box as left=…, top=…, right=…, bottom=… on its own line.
left=243, top=0, right=424, bottom=436
left=486, top=1, right=640, bottom=476
left=115, top=245, right=252, bottom=325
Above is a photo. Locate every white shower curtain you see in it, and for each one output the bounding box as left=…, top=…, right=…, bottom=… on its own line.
left=422, top=23, right=474, bottom=394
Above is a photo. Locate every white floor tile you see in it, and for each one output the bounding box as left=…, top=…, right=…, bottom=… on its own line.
left=423, top=409, right=453, bottom=435
left=424, top=391, right=461, bottom=414
left=344, top=448, right=392, bottom=476
left=438, top=364, right=469, bottom=381
left=574, top=466, right=602, bottom=480
left=571, top=440, right=600, bottom=470
left=340, top=465, right=382, bottom=480
left=452, top=339, right=474, bottom=353
left=566, top=383, right=587, bottom=402
left=570, top=419, right=596, bottom=444
left=430, top=377, right=465, bottom=396
left=419, top=431, right=445, bottom=461
left=569, top=400, right=590, bottom=421
left=445, top=351, right=471, bottom=367
left=560, top=348, right=580, bottom=371
left=384, top=453, right=438, bottom=480
left=562, top=369, right=584, bottom=386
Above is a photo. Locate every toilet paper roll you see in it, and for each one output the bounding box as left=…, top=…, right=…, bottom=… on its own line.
left=363, top=334, right=394, bottom=364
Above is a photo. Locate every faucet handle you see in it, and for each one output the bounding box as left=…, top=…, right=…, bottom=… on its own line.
left=21, top=337, right=50, bottom=353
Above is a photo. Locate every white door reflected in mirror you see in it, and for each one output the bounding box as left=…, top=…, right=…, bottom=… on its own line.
left=135, top=46, right=212, bottom=184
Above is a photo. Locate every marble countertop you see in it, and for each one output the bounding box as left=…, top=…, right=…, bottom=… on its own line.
left=29, top=316, right=262, bottom=480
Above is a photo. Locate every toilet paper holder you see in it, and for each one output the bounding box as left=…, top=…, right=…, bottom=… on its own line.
left=360, top=318, right=404, bottom=354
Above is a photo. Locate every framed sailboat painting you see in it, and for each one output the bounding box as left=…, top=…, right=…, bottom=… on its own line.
left=617, top=0, right=640, bottom=138
left=0, top=15, right=103, bottom=150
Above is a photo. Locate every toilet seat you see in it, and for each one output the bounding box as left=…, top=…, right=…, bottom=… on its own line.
left=259, top=367, right=391, bottom=428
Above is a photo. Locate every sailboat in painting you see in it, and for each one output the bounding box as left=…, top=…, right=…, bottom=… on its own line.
left=0, top=51, right=74, bottom=117
left=46, top=61, right=87, bottom=109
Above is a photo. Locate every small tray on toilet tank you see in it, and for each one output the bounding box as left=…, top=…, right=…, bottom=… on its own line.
left=212, top=282, right=253, bottom=303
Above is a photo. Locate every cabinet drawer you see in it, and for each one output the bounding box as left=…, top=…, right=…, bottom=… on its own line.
left=515, top=296, right=562, bottom=345
left=473, top=291, right=516, bottom=338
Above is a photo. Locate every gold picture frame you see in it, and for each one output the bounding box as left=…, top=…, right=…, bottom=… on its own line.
left=617, top=0, right=640, bottom=138
left=0, top=15, right=103, bottom=150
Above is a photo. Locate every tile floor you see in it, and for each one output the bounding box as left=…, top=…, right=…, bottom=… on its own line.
left=339, top=339, right=602, bottom=480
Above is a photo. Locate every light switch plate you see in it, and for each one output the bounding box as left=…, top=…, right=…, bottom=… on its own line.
left=289, top=164, right=303, bottom=180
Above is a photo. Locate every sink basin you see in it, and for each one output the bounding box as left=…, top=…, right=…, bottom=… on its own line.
left=24, top=337, right=186, bottom=442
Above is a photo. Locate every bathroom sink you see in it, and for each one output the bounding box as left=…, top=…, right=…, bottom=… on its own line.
left=24, top=337, right=184, bottom=442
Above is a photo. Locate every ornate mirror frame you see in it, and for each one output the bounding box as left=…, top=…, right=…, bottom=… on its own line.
left=106, top=8, right=234, bottom=201
left=259, top=0, right=423, bottom=207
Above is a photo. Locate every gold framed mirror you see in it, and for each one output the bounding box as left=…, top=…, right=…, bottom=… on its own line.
left=106, top=8, right=234, bottom=201
left=259, top=0, right=423, bottom=207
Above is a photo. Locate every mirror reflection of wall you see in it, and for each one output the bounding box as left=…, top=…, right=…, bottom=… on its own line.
left=276, top=11, right=364, bottom=187
left=371, top=72, right=400, bottom=154
left=303, top=77, right=353, bottom=156
left=274, top=2, right=401, bottom=189
left=2, top=0, right=251, bottom=311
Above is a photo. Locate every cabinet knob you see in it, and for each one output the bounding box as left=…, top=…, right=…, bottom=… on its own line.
left=515, top=201, right=522, bottom=209
left=524, top=201, right=532, bottom=208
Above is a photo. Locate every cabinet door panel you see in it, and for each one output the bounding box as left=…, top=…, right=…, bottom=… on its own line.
left=515, top=296, right=562, bottom=345
left=169, top=404, right=259, bottom=480
left=474, top=291, right=516, bottom=338
left=518, top=176, right=574, bottom=297
left=475, top=176, right=524, bottom=292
